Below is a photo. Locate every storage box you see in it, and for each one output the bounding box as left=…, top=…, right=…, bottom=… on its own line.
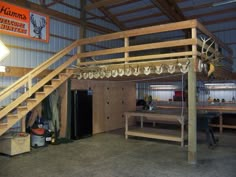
left=0, top=133, right=30, bottom=156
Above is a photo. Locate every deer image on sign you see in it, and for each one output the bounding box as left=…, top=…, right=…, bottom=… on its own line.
left=30, top=13, right=46, bottom=40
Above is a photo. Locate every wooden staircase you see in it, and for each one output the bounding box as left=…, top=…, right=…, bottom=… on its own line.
left=0, top=40, right=80, bottom=136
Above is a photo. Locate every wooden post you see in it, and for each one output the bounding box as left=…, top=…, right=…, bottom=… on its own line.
left=124, top=37, right=129, bottom=63
left=125, top=114, right=128, bottom=139
left=219, top=112, right=223, bottom=133
left=77, top=0, right=86, bottom=65
left=188, top=27, right=197, bottom=164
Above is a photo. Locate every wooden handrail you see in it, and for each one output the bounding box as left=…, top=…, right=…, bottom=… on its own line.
left=0, top=40, right=79, bottom=102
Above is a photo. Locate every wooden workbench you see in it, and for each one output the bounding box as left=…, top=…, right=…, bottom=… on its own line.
left=158, top=104, right=236, bottom=133
left=124, top=110, right=186, bottom=146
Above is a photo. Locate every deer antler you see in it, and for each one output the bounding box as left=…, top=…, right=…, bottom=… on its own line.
left=30, top=14, right=37, bottom=27
left=40, top=17, right=46, bottom=28
left=201, top=37, right=216, bottom=62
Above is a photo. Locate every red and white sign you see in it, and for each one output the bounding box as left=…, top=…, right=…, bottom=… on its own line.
left=0, top=1, right=49, bottom=43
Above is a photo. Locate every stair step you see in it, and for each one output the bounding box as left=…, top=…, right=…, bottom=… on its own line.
left=66, top=68, right=75, bottom=74
left=35, top=92, right=46, bottom=98
left=7, top=114, right=18, bottom=119
left=44, top=85, right=54, bottom=91
left=17, top=106, right=28, bottom=110
left=59, top=73, right=69, bottom=78
left=35, top=91, right=45, bottom=95
left=52, top=78, right=61, bottom=82
left=51, top=78, right=61, bottom=85
left=0, top=123, right=8, bottom=127
left=27, top=98, right=37, bottom=103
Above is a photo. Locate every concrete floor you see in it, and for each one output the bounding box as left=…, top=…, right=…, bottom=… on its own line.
left=0, top=130, right=236, bottom=177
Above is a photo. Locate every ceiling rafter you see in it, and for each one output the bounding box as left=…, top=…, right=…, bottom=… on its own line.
left=150, top=0, right=186, bottom=22
left=114, top=5, right=155, bottom=17
left=85, top=0, right=126, bottom=11
left=182, top=0, right=231, bottom=11
left=57, top=1, right=111, bottom=23
left=122, top=12, right=163, bottom=24
left=107, top=0, right=140, bottom=9
left=188, top=7, right=236, bottom=19
left=122, top=5, right=236, bottom=26
left=45, top=0, right=64, bottom=8
left=90, top=0, right=126, bottom=30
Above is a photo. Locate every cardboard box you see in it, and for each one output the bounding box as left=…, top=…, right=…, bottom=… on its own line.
left=0, top=133, right=30, bottom=156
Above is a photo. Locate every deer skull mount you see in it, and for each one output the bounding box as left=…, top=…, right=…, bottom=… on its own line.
left=30, top=14, right=46, bottom=39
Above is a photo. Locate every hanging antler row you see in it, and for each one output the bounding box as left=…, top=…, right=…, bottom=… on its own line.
left=76, top=60, right=190, bottom=80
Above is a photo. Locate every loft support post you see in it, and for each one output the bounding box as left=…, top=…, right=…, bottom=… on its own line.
left=77, top=0, right=87, bottom=65
left=188, top=27, right=197, bottom=164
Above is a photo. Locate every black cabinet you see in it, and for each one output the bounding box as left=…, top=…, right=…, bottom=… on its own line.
left=71, top=90, right=93, bottom=140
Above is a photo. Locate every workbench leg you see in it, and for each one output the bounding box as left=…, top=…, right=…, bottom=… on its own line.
left=141, top=116, right=143, bottom=128
left=125, top=115, right=128, bottom=139
left=219, top=113, right=223, bottom=134
left=153, top=122, right=156, bottom=127
left=181, top=121, right=184, bottom=147
left=21, top=116, right=26, bottom=132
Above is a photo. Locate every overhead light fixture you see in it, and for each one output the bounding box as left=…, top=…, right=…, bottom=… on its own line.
left=204, top=83, right=235, bottom=86
left=212, top=0, right=236, bottom=6
left=0, top=66, right=6, bottom=72
left=150, top=84, right=179, bottom=90
left=205, top=82, right=236, bottom=89
left=0, top=40, right=10, bottom=61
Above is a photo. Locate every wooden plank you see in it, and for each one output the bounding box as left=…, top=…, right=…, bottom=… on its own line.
left=125, top=112, right=182, bottom=123
left=209, top=124, right=236, bottom=129
left=126, top=130, right=182, bottom=142
left=85, top=0, right=124, bottom=10
left=91, top=0, right=126, bottom=30
left=151, top=0, right=186, bottom=22
left=75, top=19, right=198, bottom=46
left=77, top=39, right=197, bottom=58
left=79, top=53, right=192, bottom=66
left=124, top=37, right=129, bottom=63
left=58, top=81, right=68, bottom=138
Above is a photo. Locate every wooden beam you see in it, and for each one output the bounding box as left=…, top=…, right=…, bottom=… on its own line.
left=122, top=12, right=163, bottom=23
left=188, top=7, right=236, bottom=20
left=188, top=27, right=197, bottom=164
left=151, top=0, right=186, bottom=22
left=58, top=1, right=111, bottom=24
left=76, top=39, right=197, bottom=58
left=46, top=0, right=64, bottom=8
left=108, top=0, right=140, bottom=9
left=202, top=16, right=236, bottom=26
left=114, top=4, right=154, bottom=17
left=78, top=0, right=87, bottom=64
left=91, top=0, right=126, bottom=30
left=79, top=51, right=193, bottom=66
left=85, top=0, right=125, bottom=11
left=0, top=66, right=51, bottom=78
left=182, top=0, right=227, bottom=11
left=5, top=44, right=73, bottom=57
left=2, top=0, right=114, bottom=34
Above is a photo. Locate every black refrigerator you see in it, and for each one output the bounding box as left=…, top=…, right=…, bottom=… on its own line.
left=71, top=90, right=93, bottom=140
